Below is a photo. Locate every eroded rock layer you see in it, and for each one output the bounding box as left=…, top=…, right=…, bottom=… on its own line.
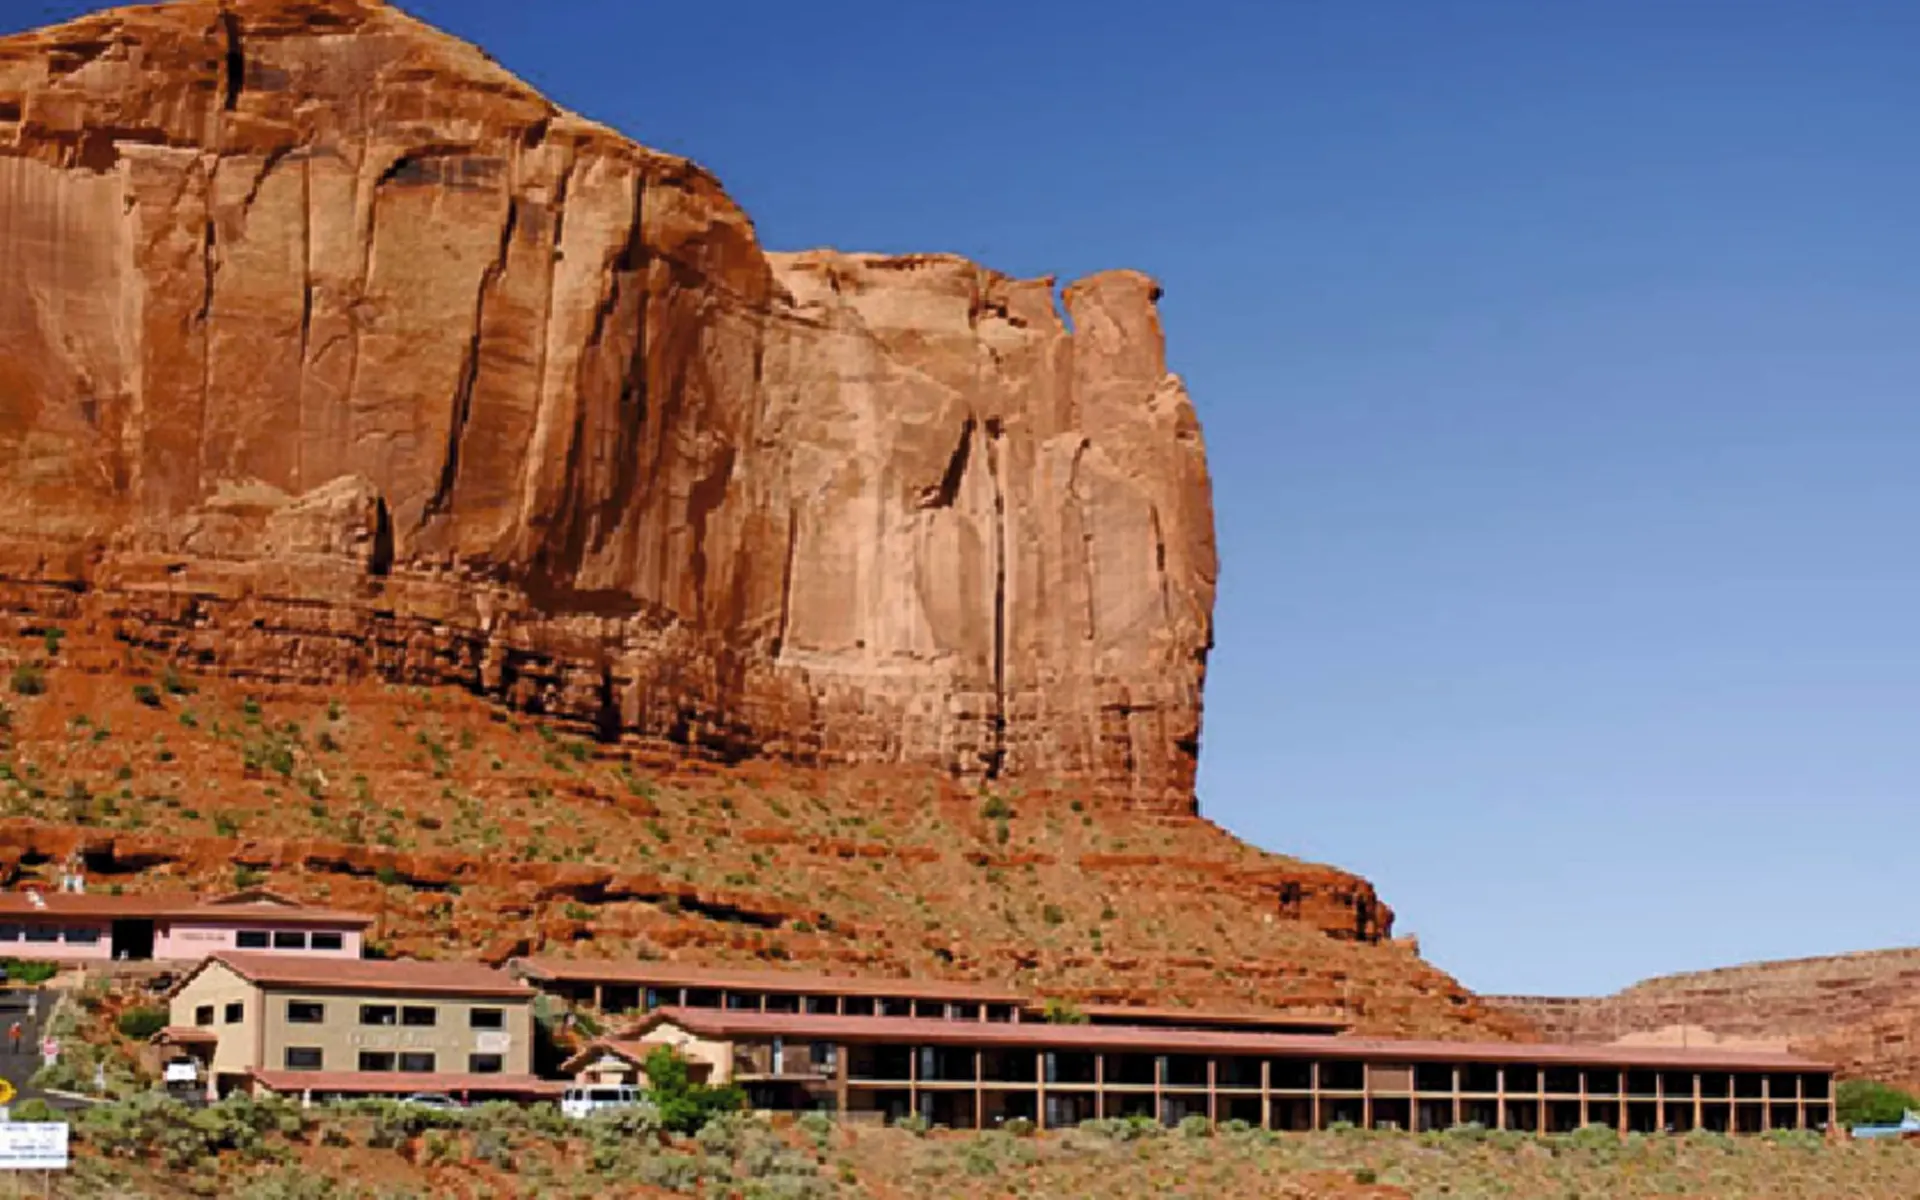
left=0, top=0, right=1216, bottom=812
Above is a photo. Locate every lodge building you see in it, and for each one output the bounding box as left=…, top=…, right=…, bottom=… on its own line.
left=572, top=1008, right=1836, bottom=1135
left=0, top=888, right=369, bottom=963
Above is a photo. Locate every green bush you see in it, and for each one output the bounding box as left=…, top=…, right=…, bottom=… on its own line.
left=1177, top=1113, right=1212, bottom=1139
left=131, top=683, right=162, bottom=708
left=4, top=960, right=59, bottom=985
left=10, top=1099, right=54, bottom=1123
left=115, top=1006, right=169, bottom=1040
left=642, top=1046, right=746, bottom=1134
left=1837, top=1078, right=1920, bottom=1127
left=1040, top=997, right=1086, bottom=1025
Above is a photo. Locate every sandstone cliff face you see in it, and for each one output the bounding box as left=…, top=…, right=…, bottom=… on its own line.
left=0, top=0, right=1216, bottom=811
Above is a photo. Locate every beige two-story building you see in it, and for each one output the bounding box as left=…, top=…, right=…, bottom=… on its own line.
left=163, top=952, right=558, bottom=1101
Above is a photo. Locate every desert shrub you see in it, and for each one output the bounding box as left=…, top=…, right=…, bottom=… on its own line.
left=114, top=1006, right=169, bottom=1040
left=1177, top=1113, right=1211, bottom=1139
left=1039, top=997, right=1086, bottom=1025
left=1564, top=1123, right=1620, bottom=1151
left=634, top=1152, right=710, bottom=1190
left=1218, top=1118, right=1253, bottom=1135
left=1838, top=1078, right=1920, bottom=1127
left=980, top=795, right=1012, bottom=821
left=894, top=1112, right=930, bottom=1136
left=1001, top=1116, right=1036, bottom=1137
left=1077, top=1115, right=1161, bottom=1141
left=10, top=1099, right=54, bottom=1123
left=132, top=683, right=161, bottom=708
left=9, top=665, right=43, bottom=696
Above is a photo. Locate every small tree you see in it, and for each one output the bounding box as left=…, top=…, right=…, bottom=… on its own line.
left=1837, top=1079, right=1920, bottom=1128
left=642, top=1046, right=745, bottom=1133
left=1040, top=997, right=1087, bottom=1025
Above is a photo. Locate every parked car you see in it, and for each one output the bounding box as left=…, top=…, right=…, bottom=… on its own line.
left=398, top=1093, right=463, bottom=1110
left=562, top=1084, right=642, bottom=1119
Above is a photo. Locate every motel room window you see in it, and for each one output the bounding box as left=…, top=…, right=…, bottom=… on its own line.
left=310, top=932, right=344, bottom=952
left=272, top=931, right=307, bottom=951
left=399, top=1052, right=436, bottom=1073
left=0, top=924, right=18, bottom=942
left=64, top=926, right=100, bottom=945
left=469, top=1008, right=504, bottom=1030
left=194, top=1005, right=215, bottom=1027
left=468, top=1054, right=503, bottom=1075
left=23, top=926, right=57, bottom=944
left=401, top=1006, right=438, bottom=1028
left=224, top=1002, right=244, bottom=1024
left=283, top=1047, right=323, bottom=1071
left=358, top=1052, right=395, bottom=1072
left=286, top=1001, right=325, bottom=1024
left=236, top=931, right=270, bottom=949
left=360, top=1005, right=397, bottom=1027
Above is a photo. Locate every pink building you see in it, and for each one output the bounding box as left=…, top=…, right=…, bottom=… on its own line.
left=0, top=889, right=371, bottom=964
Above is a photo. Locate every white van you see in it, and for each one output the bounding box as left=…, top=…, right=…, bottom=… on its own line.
left=562, top=1084, right=642, bottom=1120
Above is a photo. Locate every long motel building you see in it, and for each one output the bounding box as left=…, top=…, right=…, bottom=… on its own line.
left=565, top=1007, right=1836, bottom=1136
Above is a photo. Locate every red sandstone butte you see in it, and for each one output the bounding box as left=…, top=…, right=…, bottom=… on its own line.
left=0, top=0, right=1216, bottom=813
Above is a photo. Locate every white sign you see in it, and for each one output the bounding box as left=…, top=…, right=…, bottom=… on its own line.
left=165, top=1062, right=200, bottom=1084
left=0, top=1123, right=68, bottom=1171
left=474, top=1031, right=512, bottom=1055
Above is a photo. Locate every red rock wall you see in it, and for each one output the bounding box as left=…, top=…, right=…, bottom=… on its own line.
left=0, top=0, right=1216, bottom=812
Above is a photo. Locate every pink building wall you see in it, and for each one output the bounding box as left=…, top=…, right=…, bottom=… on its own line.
left=0, top=919, right=113, bottom=962
left=154, top=921, right=363, bottom=961
left=0, top=919, right=363, bottom=963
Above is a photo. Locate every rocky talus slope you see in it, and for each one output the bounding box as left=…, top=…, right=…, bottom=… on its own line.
left=0, top=638, right=1524, bottom=1038
left=1491, top=949, right=1920, bottom=1088
left=0, top=0, right=1211, bottom=813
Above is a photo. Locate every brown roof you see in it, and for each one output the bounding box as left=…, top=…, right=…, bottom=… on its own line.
left=633, top=1008, right=1833, bottom=1073
left=151, top=1026, right=219, bottom=1045
left=510, top=957, right=1024, bottom=1004
left=559, top=1039, right=675, bottom=1074
left=249, top=1070, right=562, bottom=1097
left=0, top=891, right=371, bottom=927
left=184, top=953, right=533, bottom=999
left=1063, top=1003, right=1352, bottom=1031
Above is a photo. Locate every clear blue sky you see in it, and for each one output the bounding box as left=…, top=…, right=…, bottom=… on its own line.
left=15, top=0, right=1920, bottom=997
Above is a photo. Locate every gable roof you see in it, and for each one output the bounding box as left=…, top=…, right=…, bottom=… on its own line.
left=559, top=1039, right=675, bottom=1074
left=173, top=953, right=532, bottom=999
left=627, top=1008, right=1834, bottom=1073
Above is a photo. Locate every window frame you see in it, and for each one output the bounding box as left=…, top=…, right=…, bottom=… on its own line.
left=467, top=1053, right=504, bottom=1075
left=235, top=930, right=270, bottom=950
left=223, top=1001, right=244, bottom=1025
left=397, top=1051, right=436, bottom=1074
left=469, top=1008, right=505, bottom=1030
left=309, top=931, right=344, bottom=952
left=286, top=1000, right=325, bottom=1024
left=271, top=930, right=307, bottom=951
left=401, top=1006, right=438, bottom=1028
left=359, top=1004, right=397, bottom=1027
left=358, top=1051, right=396, bottom=1073
left=283, top=1047, right=323, bottom=1071
left=194, top=1005, right=215, bottom=1027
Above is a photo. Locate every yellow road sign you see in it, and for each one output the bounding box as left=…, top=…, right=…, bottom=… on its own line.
left=0, top=1078, right=18, bottom=1107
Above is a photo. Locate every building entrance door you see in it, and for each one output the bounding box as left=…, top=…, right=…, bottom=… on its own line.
left=110, top=920, right=155, bottom=960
